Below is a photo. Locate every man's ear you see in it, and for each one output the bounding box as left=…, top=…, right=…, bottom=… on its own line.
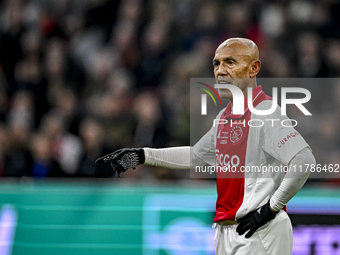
left=250, top=60, right=261, bottom=78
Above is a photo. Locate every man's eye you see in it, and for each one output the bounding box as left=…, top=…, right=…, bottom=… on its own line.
left=213, top=62, right=219, bottom=66
left=227, top=60, right=234, bottom=64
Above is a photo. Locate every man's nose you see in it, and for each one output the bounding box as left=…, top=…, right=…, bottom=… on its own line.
left=215, top=65, right=228, bottom=76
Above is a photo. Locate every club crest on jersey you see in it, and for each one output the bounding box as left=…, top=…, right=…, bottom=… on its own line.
left=230, top=126, right=243, bottom=144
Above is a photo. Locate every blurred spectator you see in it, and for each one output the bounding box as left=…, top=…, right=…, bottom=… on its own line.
left=7, top=90, right=34, bottom=130
left=39, top=112, right=82, bottom=176
left=296, top=32, right=322, bottom=77
left=110, top=0, right=143, bottom=70
left=135, top=19, right=171, bottom=88
left=4, top=90, right=34, bottom=177
left=30, top=132, right=63, bottom=178
left=4, top=120, right=32, bottom=177
left=132, top=91, right=169, bottom=147
left=86, top=69, right=135, bottom=149
left=48, top=86, right=80, bottom=134
left=322, top=39, right=340, bottom=77
left=77, top=117, right=114, bottom=177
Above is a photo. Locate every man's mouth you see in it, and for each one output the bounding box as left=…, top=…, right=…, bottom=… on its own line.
left=217, top=79, right=233, bottom=85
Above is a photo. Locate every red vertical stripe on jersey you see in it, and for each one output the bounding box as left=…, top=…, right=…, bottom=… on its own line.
left=213, top=86, right=271, bottom=222
left=214, top=113, right=251, bottom=221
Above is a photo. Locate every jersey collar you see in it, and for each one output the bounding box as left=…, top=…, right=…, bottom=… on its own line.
left=222, top=85, right=265, bottom=119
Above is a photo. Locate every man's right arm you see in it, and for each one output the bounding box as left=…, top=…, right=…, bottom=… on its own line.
left=96, top=126, right=216, bottom=175
left=143, top=146, right=192, bottom=169
left=143, top=125, right=216, bottom=169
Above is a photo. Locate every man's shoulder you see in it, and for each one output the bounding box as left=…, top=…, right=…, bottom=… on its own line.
left=215, top=107, right=226, bottom=119
left=253, top=99, right=283, bottom=119
left=255, top=99, right=279, bottom=110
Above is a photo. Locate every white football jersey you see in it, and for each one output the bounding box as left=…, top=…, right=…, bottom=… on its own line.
left=192, top=86, right=310, bottom=222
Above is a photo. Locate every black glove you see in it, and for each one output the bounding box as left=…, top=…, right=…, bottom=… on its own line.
left=95, top=148, right=145, bottom=177
left=236, top=200, right=278, bottom=238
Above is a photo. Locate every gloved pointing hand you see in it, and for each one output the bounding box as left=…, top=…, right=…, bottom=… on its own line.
left=95, top=148, right=145, bottom=177
left=236, top=200, right=278, bottom=238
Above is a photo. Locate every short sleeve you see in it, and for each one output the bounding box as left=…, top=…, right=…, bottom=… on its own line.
left=259, top=103, right=310, bottom=165
left=192, top=109, right=224, bottom=166
left=192, top=126, right=216, bottom=166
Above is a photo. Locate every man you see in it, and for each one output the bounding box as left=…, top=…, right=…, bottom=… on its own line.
left=96, top=38, right=315, bottom=254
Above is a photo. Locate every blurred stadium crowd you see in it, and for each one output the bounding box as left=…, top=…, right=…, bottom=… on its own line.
left=0, top=0, right=339, bottom=181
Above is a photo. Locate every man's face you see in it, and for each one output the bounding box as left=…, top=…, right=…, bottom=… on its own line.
left=213, top=42, right=255, bottom=99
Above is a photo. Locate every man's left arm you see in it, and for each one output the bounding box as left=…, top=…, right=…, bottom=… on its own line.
left=236, top=147, right=315, bottom=238
left=269, top=147, right=315, bottom=211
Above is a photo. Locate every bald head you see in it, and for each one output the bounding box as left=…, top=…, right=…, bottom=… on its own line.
left=213, top=38, right=261, bottom=98
left=216, top=38, right=259, bottom=62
